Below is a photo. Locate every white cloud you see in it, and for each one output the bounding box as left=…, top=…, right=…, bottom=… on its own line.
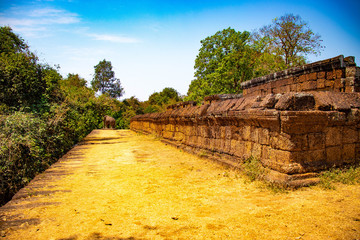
left=0, top=7, right=80, bottom=27
left=88, top=33, right=141, bottom=43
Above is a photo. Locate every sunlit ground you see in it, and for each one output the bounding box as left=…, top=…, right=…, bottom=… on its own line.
left=1, top=130, right=359, bottom=240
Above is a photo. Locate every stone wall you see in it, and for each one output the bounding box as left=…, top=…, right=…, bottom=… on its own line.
left=130, top=55, right=360, bottom=187
left=241, top=55, right=360, bottom=96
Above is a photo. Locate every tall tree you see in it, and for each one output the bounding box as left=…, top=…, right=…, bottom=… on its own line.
left=258, top=14, right=324, bottom=68
left=186, top=28, right=256, bottom=102
left=0, top=26, right=60, bottom=110
left=91, top=59, right=124, bottom=98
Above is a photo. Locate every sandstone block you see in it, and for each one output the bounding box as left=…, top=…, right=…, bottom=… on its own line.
left=307, top=72, right=317, bottom=81
left=325, top=127, right=342, bottom=147
left=336, top=69, right=344, bottom=79
left=298, top=75, right=306, bottom=83
left=252, top=143, right=262, bottom=159
left=326, top=146, right=342, bottom=165
left=258, top=128, right=270, bottom=145
left=224, top=138, right=231, bottom=153
left=343, top=144, right=356, bottom=163
left=301, top=81, right=317, bottom=91
left=232, top=141, right=245, bottom=158
left=327, top=70, right=335, bottom=80
left=317, top=71, right=326, bottom=79
left=325, top=80, right=334, bottom=88
left=308, top=132, right=325, bottom=150
left=343, top=127, right=358, bottom=144
left=275, top=93, right=315, bottom=111
left=281, top=111, right=328, bottom=134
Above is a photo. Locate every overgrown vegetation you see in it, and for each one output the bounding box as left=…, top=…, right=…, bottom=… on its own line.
left=319, top=165, right=360, bottom=190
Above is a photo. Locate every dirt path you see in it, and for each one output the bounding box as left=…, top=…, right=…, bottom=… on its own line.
left=0, top=130, right=359, bottom=240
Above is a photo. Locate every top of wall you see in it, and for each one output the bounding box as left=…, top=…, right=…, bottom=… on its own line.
left=240, top=55, right=356, bottom=91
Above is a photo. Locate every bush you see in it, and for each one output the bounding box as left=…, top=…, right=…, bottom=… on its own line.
left=0, top=112, right=49, bottom=204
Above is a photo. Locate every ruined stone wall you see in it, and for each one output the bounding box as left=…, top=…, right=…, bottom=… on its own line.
left=241, top=55, right=360, bottom=96
left=130, top=56, right=360, bottom=187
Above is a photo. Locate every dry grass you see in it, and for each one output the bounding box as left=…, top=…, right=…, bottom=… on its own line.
left=0, top=130, right=359, bottom=240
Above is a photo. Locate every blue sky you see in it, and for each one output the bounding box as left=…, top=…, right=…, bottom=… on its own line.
left=1, top=0, right=359, bottom=100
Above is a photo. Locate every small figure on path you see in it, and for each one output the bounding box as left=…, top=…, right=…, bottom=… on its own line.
left=103, top=115, right=115, bottom=129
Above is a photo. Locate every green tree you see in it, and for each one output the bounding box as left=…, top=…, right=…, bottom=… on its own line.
left=91, top=59, right=124, bottom=98
left=186, top=28, right=256, bottom=102
left=0, top=26, right=29, bottom=54
left=0, top=26, right=63, bottom=111
left=257, top=14, right=324, bottom=68
left=146, top=87, right=181, bottom=112
left=148, top=87, right=180, bottom=105
left=63, top=73, right=87, bottom=88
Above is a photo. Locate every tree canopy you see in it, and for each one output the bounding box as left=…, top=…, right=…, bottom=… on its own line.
left=257, top=14, right=324, bottom=68
left=0, top=26, right=29, bottom=54
left=185, top=14, right=324, bottom=102
left=186, top=28, right=257, bottom=102
left=0, top=26, right=61, bottom=110
left=91, top=59, right=124, bottom=99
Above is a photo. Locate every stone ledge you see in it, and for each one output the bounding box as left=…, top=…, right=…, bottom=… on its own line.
left=240, top=55, right=356, bottom=90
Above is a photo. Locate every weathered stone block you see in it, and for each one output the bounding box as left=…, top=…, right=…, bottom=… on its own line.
left=343, top=144, right=356, bottom=163
left=232, top=141, right=245, bottom=158
left=336, top=69, right=344, bottom=79
left=252, top=143, right=262, bottom=159
left=317, top=79, right=326, bottom=89
left=244, top=141, right=253, bottom=159
left=325, top=80, right=334, bottom=88
left=307, top=72, right=317, bottom=81
left=301, top=81, right=317, bottom=91
left=242, top=125, right=251, bottom=141
left=317, top=71, right=326, bottom=79
left=270, top=132, right=307, bottom=151
left=343, top=127, right=358, bottom=144
left=326, top=146, right=342, bottom=165
left=281, top=111, right=328, bottom=134
left=258, top=128, right=270, bottom=145
left=224, top=138, right=231, bottom=153
left=275, top=93, right=315, bottom=111
left=308, top=132, right=325, bottom=150
left=325, top=127, right=342, bottom=147
left=327, top=70, right=335, bottom=80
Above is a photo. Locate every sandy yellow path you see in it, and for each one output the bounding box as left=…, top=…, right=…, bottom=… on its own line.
left=0, top=130, right=359, bottom=240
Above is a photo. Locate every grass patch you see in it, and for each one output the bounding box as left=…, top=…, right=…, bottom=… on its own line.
left=319, top=165, right=360, bottom=190
left=242, top=156, right=265, bottom=182
left=242, top=156, right=288, bottom=194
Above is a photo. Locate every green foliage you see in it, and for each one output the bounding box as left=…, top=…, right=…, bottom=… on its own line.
left=185, top=15, right=324, bottom=102
left=0, top=28, right=129, bottom=205
left=319, top=166, right=360, bottom=190
left=113, top=96, right=144, bottom=129
left=242, top=156, right=265, bottom=182
left=257, top=14, right=324, bottom=68
left=186, top=28, right=257, bottom=102
left=0, top=26, right=29, bottom=54
left=0, top=112, right=52, bottom=203
left=0, top=52, right=44, bottom=109
left=0, top=26, right=63, bottom=112
left=63, top=73, right=87, bottom=88
left=145, top=87, right=182, bottom=112
left=91, top=59, right=124, bottom=98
